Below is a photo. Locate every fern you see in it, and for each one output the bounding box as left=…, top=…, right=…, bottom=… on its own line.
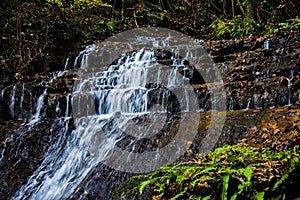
left=171, top=191, right=186, bottom=200
left=221, top=174, right=230, bottom=200
left=273, top=156, right=299, bottom=190
left=112, top=144, right=300, bottom=200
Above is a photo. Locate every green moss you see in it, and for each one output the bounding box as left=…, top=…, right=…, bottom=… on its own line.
left=112, top=143, right=300, bottom=200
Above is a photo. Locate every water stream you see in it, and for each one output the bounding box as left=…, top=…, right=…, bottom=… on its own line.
left=9, top=85, right=16, bottom=119
left=19, top=84, right=25, bottom=120
left=13, top=46, right=198, bottom=199
left=3, top=33, right=297, bottom=199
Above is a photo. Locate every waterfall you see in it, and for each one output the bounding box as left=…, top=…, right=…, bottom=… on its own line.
left=228, top=97, right=234, bottom=111
left=28, top=70, right=68, bottom=126
left=2, top=83, right=32, bottom=121
left=19, top=83, right=25, bottom=120
left=28, top=89, right=47, bottom=126
left=73, top=44, right=96, bottom=69
left=291, top=69, right=294, bottom=78
left=64, top=57, right=70, bottom=70
left=263, top=38, right=270, bottom=49
left=9, top=85, right=16, bottom=119
left=13, top=46, right=199, bottom=200
left=3, top=29, right=299, bottom=200
left=286, top=77, right=292, bottom=106
left=244, top=97, right=252, bottom=110
left=286, top=69, right=294, bottom=106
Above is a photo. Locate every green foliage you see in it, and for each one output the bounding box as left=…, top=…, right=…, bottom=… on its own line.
left=112, top=144, right=300, bottom=200
left=208, top=0, right=300, bottom=38
left=1, top=0, right=299, bottom=82
left=209, top=16, right=258, bottom=38
left=46, top=0, right=112, bottom=8
left=1, top=0, right=116, bottom=80
left=221, top=174, right=230, bottom=200
left=269, top=19, right=300, bottom=34
left=253, top=192, right=265, bottom=200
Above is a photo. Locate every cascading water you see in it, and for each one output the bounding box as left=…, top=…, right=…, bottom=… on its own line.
left=228, top=97, right=234, bottom=111
left=27, top=89, right=47, bottom=126
left=9, top=85, right=16, bottom=119
left=64, top=57, right=70, bottom=70
left=28, top=69, right=70, bottom=126
left=287, top=77, right=292, bottom=106
left=1, top=30, right=299, bottom=200
left=19, top=84, right=25, bottom=120
left=244, top=97, right=252, bottom=110
left=13, top=46, right=198, bottom=199
left=73, top=44, right=96, bottom=69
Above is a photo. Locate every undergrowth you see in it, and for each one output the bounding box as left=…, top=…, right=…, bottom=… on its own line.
left=111, top=143, right=300, bottom=200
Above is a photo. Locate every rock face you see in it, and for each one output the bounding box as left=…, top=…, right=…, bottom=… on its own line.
left=207, top=30, right=300, bottom=110
left=0, top=119, right=56, bottom=198
left=0, top=30, right=299, bottom=200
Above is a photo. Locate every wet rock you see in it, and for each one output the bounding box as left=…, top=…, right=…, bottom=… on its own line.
left=0, top=30, right=299, bottom=199
left=0, top=118, right=56, bottom=198
left=0, top=84, right=73, bottom=199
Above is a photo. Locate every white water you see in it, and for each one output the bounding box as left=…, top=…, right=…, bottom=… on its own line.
left=291, top=69, right=294, bottom=78
left=27, top=48, right=82, bottom=126
left=1, top=88, right=5, bottom=99
left=27, top=69, right=69, bottom=126
left=263, top=38, right=270, bottom=49
left=64, top=57, right=70, bottom=70
left=13, top=47, right=195, bottom=200
left=19, top=84, right=25, bottom=120
left=9, top=85, right=16, bottom=119
left=5, top=83, right=29, bottom=120
left=286, top=77, right=292, bottom=106
left=22, top=47, right=83, bottom=126
left=287, top=69, right=294, bottom=106
left=244, top=97, right=252, bottom=110
left=28, top=89, right=47, bottom=126
left=228, top=97, right=234, bottom=111
left=74, top=44, right=96, bottom=69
